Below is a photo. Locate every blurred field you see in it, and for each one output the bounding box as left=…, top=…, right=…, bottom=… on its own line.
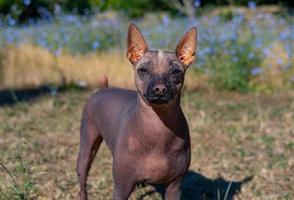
left=0, top=89, right=293, bottom=199
left=0, top=6, right=293, bottom=92
left=0, top=45, right=132, bottom=89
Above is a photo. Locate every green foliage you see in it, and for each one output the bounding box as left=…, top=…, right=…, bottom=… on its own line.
left=218, top=9, right=234, bottom=22
left=204, top=38, right=262, bottom=93
left=0, top=0, right=170, bottom=21
left=0, top=151, right=38, bottom=200
left=89, top=0, right=170, bottom=17
left=0, top=0, right=293, bottom=23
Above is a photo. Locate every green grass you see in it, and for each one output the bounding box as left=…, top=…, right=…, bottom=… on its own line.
left=0, top=89, right=293, bottom=199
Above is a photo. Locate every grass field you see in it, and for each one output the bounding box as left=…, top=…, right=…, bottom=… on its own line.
left=0, top=88, right=293, bottom=200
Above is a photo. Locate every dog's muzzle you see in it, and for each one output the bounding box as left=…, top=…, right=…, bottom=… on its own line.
left=144, top=83, right=174, bottom=105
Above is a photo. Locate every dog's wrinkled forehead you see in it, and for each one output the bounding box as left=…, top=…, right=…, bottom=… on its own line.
left=136, top=50, right=183, bottom=73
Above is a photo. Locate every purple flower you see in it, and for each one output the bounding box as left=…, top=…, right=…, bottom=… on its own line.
left=54, top=47, right=62, bottom=56
left=7, top=16, right=16, bottom=26
left=276, top=58, right=283, bottom=65
left=248, top=1, right=257, bottom=10
left=263, top=48, right=270, bottom=56
left=279, top=31, right=288, bottom=40
left=5, top=33, right=14, bottom=43
left=194, top=0, right=201, bottom=8
left=162, top=15, right=169, bottom=26
left=251, top=67, right=263, bottom=76
left=54, top=4, right=62, bottom=15
left=23, top=0, right=31, bottom=6
left=92, top=41, right=100, bottom=50
left=254, top=39, right=262, bottom=48
left=248, top=52, right=254, bottom=59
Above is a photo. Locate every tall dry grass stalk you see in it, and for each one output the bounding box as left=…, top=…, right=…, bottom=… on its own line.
left=0, top=45, right=204, bottom=90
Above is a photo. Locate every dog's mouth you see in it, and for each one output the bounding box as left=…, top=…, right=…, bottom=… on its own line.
left=144, top=95, right=173, bottom=105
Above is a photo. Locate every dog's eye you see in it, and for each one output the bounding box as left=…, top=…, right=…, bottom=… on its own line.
left=171, top=68, right=182, bottom=75
left=137, top=68, right=148, bottom=74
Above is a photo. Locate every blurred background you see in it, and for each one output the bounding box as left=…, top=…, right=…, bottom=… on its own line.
left=0, top=1, right=293, bottom=200
left=0, top=0, right=293, bottom=94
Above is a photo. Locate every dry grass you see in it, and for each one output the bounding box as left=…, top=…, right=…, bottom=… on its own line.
left=0, top=89, right=293, bottom=199
left=0, top=45, right=132, bottom=89
left=0, top=45, right=204, bottom=91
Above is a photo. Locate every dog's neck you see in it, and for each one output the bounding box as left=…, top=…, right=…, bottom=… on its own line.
left=134, top=94, right=183, bottom=148
left=137, top=94, right=181, bottom=122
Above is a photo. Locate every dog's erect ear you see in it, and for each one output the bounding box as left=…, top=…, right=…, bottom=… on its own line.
left=176, top=27, right=197, bottom=67
left=127, top=23, right=148, bottom=64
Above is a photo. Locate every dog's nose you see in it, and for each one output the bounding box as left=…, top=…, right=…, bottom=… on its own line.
left=153, top=84, right=167, bottom=96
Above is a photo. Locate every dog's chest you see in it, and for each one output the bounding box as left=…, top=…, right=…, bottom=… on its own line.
left=143, top=154, right=168, bottom=177
left=127, top=135, right=188, bottom=183
left=140, top=151, right=187, bottom=183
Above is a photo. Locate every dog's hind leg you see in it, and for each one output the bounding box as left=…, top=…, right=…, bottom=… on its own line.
left=77, top=114, right=103, bottom=200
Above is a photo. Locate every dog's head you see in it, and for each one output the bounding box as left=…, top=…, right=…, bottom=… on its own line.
left=127, top=23, right=197, bottom=105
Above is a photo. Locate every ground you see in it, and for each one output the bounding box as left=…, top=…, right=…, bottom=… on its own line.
left=0, top=89, right=293, bottom=200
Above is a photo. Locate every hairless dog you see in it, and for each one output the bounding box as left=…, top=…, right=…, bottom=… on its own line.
left=77, top=23, right=197, bottom=200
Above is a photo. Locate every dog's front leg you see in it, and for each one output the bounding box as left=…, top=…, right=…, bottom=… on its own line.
left=165, top=177, right=183, bottom=200
left=113, top=180, right=135, bottom=200
left=112, top=158, right=137, bottom=200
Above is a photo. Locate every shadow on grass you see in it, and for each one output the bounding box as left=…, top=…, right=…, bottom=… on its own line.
left=0, top=85, right=85, bottom=106
left=137, top=170, right=252, bottom=200
left=181, top=170, right=252, bottom=200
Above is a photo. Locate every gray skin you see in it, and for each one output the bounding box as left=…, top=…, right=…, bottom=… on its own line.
left=77, top=23, right=197, bottom=200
